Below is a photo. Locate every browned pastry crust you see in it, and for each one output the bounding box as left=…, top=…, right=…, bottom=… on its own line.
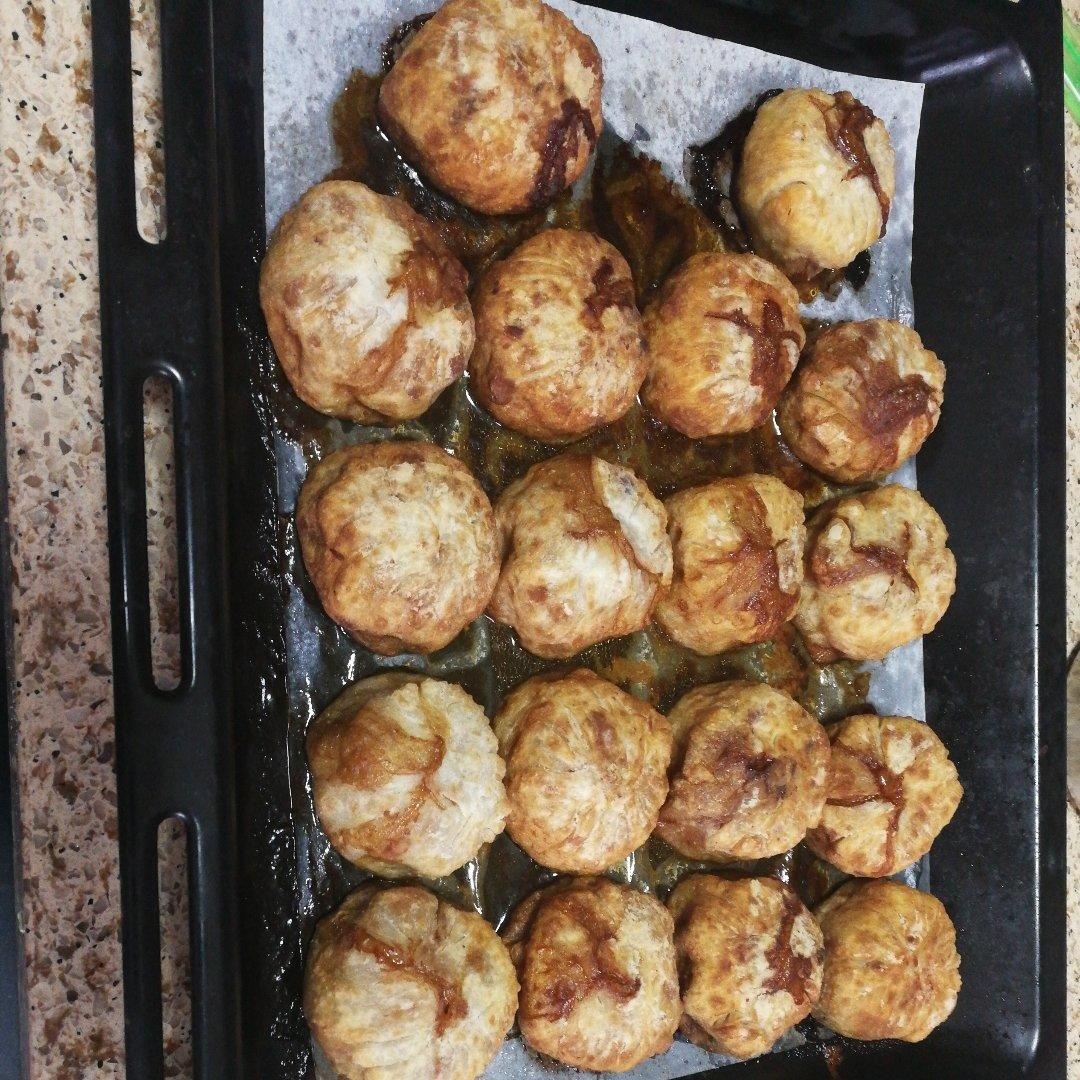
left=737, top=88, right=896, bottom=279
left=259, top=180, right=473, bottom=422
left=777, top=320, right=945, bottom=483
left=470, top=229, right=646, bottom=442
left=641, top=252, right=805, bottom=438
left=307, top=672, right=508, bottom=878
left=668, top=874, right=824, bottom=1059
left=493, top=668, right=671, bottom=872
left=304, top=884, right=518, bottom=1079
left=502, top=877, right=681, bottom=1071
left=804, top=713, right=962, bottom=877
left=296, top=441, right=501, bottom=655
left=378, top=0, right=602, bottom=214
left=656, top=680, right=830, bottom=862
left=487, top=453, right=672, bottom=658
left=812, top=880, right=961, bottom=1042
left=793, top=484, right=956, bottom=663
left=654, top=474, right=805, bottom=654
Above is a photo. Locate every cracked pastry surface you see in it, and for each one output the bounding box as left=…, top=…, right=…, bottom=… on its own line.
left=297, top=441, right=501, bottom=655
left=812, top=880, right=961, bottom=1042
left=777, top=320, right=945, bottom=483
left=793, top=484, right=956, bottom=663
left=654, top=473, right=805, bottom=655
left=641, top=252, right=805, bottom=438
left=470, top=229, right=646, bottom=442
left=260, top=180, right=473, bottom=422
left=805, top=713, right=962, bottom=878
left=667, top=874, right=824, bottom=1060
left=304, top=884, right=517, bottom=1080
left=736, top=88, right=896, bottom=279
left=656, top=680, right=830, bottom=862
left=307, top=673, right=508, bottom=878
left=493, top=668, right=671, bottom=873
left=488, top=453, right=673, bottom=658
left=502, top=877, right=680, bottom=1071
left=378, top=0, right=602, bottom=214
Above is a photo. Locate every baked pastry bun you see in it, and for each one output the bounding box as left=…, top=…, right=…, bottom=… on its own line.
left=493, top=668, right=671, bottom=872
left=307, top=673, right=508, bottom=878
left=813, top=880, right=961, bottom=1042
left=304, top=884, right=517, bottom=1079
left=655, top=473, right=805, bottom=654
left=794, top=484, right=956, bottom=663
left=260, top=180, right=472, bottom=422
left=488, top=453, right=673, bottom=658
left=805, top=713, right=962, bottom=878
left=656, top=680, right=830, bottom=861
left=737, top=89, right=896, bottom=279
left=297, top=441, right=501, bottom=655
left=641, top=252, right=804, bottom=438
left=378, top=0, right=602, bottom=214
left=470, top=229, right=645, bottom=442
left=668, top=874, right=824, bottom=1060
left=778, top=320, right=945, bottom=483
left=503, top=877, right=680, bottom=1071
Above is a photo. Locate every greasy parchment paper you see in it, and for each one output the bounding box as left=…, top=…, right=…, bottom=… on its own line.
left=263, top=3, right=927, bottom=1077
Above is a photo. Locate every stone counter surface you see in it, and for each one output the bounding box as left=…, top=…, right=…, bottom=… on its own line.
left=1, top=1, right=1078, bottom=1077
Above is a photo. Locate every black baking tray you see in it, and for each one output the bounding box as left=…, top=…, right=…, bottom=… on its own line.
left=89, top=0, right=1067, bottom=1078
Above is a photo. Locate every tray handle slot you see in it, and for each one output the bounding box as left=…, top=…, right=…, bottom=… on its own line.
left=90, top=1, right=243, bottom=1078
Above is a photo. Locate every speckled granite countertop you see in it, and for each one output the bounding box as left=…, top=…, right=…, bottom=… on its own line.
left=1, top=1, right=1078, bottom=1077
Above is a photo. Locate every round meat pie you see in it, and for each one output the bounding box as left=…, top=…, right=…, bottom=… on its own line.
left=805, top=713, right=962, bottom=878
left=778, top=320, right=945, bottom=483
left=470, top=229, right=646, bottom=442
left=493, top=668, right=672, bottom=873
left=793, top=484, right=956, bottom=663
left=503, top=877, right=681, bottom=1072
left=304, top=884, right=517, bottom=1080
left=297, top=441, right=501, bottom=655
left=642, top=252, right=805, bottom=438
left=307, top=673, right=508, bottom=879
left=668, top=874, right=824, bottom=1060
left=655, top=473, right=805, bottom=655
left=737, top=88, right=896, bottom=280
left=813, top=879, right=961, bottom=1042
left=378, top=0, right=602, bottom=214
left=488, top=453, right=673, bottom=658
left=656, top=680, right=830, bottom=862
left=260, top=180, right=472, bottom=423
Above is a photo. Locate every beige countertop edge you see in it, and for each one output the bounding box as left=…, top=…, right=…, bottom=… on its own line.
left=1, top=0, right=1078, bottom=1077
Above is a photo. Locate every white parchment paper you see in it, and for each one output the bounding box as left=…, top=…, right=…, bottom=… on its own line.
left=264, top=3, right=926, bottom=1075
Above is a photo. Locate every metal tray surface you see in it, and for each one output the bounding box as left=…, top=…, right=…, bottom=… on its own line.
left=88, top=1, right=1067, bottom=1079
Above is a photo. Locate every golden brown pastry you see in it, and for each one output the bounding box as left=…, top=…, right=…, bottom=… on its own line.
left=777, top=320, right=945, bottom=483
left=805, top=713, right=962, bottom=878
left=655, top=474, right=805, bottom=654
left=493, top=669, right=671, bottom=872
left=297, top=441, right=500, bottom=655
left=470, top=229, right=646, bottom=442
left=794, top=484, right=956, bottom=663
left=503, top=877, right=680, bottom=1071
left=813, top=880, right=961, bottom=1042
left=656, top=680, right=830, bottom=862
left=668, top=874, right=824, bottom=1060
left=737, top=89, right=896, bottom=279
left=378, top=0, right=602, bottom=214
left=641, top=252, right=805, bottom=438
left=260, top=180, right=472, bottom=422
left=488, top=453, right=673, bottom=658
left=304, top=884, right=517, bottom=1080
left=307, top=673, right=508, bottom=878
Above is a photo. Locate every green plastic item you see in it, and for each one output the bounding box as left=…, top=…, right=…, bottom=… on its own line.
left=1067, top=12, right=1080, bottom=124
